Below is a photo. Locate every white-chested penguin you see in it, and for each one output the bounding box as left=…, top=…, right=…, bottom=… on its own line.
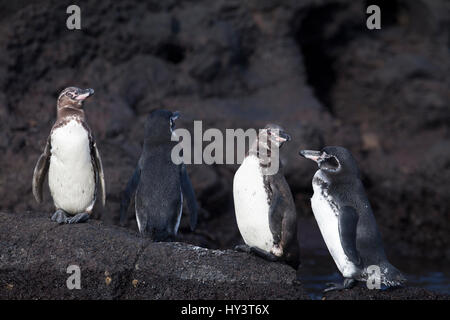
left=119, top=109, right=198, bottom=241
left=233, top=124, right=300, bottom=269
left=299, top=146, right=406, bottom=291
left=32, top=87, right=106, bottom=224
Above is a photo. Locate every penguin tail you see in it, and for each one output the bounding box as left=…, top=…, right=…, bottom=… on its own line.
left=148, top=227, right=174, bottom=242
left=381, top=262, right=407, bottom=287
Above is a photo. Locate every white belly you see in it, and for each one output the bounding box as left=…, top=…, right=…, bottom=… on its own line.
left=311, top=171, right=358, bottom=278
left=48, top=120, right=96, bottom=215
left=233, top=155, right=274, bottom=252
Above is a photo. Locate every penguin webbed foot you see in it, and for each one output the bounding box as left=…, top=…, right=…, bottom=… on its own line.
left=250, top=247, right=278, bottom=262
left=323, top=278, right=357, bottom=293
left=51, top=209, right=70, bottom=224
left=234, top=244, right=251, bottom=253
left=67, top=212, right=90, bottom=224
left=235, top=244, right=278, bottom=262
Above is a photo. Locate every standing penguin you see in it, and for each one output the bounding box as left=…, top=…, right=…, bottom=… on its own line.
left=299, top=146, right=405, bottom=291
left=119, top=110, right=198, bottom=241
left=233, top=124, right=300, bottom=269
left=32, top=87, right=105, bottom=224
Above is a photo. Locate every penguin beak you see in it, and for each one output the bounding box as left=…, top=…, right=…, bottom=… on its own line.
left=276, top=131, right=291, bottom=143
left=299, top=150, right=324, bottom=162
left=269, top=128, right=290, bottom=143
left=75, top=88, right=95, bottom=101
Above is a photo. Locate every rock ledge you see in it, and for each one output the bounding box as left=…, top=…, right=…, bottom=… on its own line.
left=0, top=212, right=307, bottom=299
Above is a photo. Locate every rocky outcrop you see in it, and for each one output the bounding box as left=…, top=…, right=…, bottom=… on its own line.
left=0, top=212, right=309, bottom=299
left=1, top=212, right=448, bottom=300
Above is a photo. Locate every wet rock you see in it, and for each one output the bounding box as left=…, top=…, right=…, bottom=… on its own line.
left=323, top=286, right=449, bottom=300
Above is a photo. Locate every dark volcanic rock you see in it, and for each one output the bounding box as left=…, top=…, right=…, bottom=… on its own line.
left=323, top=286, right=449, bottom=300
left=0, top=212, right=309, bottom=299
left=0, top=212, right=447, bottom=300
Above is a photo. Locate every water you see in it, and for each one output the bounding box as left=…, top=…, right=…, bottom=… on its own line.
left=295, top=218, right=450, bottom=299
left=298, top=251, right=450, bottom=299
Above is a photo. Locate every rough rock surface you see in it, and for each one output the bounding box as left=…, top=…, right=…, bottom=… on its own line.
left=323, top=286, right=449, bottom=300
left=0, top=212, right=309, bottom=299
left=0, top=212, right=447, bottom=300
left=0, top=0, right=448, bottom=261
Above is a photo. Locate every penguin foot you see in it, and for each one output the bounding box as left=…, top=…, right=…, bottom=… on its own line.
left=51, top=209, right=70, bottom=224
left=323, top=278, right=357, bottom=293
left=234, top=244, right=251, bottom=253
left=235, top=245, right=278, bottom=262
left=250, top=247, right=278, bottom=262
left=67, top=212, right=90, bottom=224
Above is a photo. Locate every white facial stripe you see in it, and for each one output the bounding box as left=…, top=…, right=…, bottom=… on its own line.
left=319, top=155, right=341, bottom=172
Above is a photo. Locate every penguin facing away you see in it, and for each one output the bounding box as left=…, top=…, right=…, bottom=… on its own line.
left=119, top=109, right=198, bottom=241
left=32, top=87, right=106, bottom=224
left=233, top=124, right=300, bottom=269
left=299, top=146, right=406, bottom=291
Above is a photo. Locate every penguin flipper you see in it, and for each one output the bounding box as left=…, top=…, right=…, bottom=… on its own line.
left=32, top=138, right=51, bottom=204
left=235, top=244, right=278, bottom=262
left=119, top=165, right=141, bottom=225
left=92, top=141, right=106, bottom=207
left=338, top=206, right=361, bottom=266
left=249, top=246, right=279, bottom=262
left=180, top=163, right=198, bottom=231
left=267, top=189, right=283, bottom=245
left=267, top=176, right=294, bottom=246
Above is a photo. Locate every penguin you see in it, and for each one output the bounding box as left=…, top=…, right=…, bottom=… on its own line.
left=32, top=87, right=106, bottom=224
left=299, top=146, right=406, bottom=291
left=233, top=124, right=300, bottom=269
left=119, top=109, right=198, bottom=241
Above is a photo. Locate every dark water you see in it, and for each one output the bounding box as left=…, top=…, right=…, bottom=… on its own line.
left=296, top=218, right=450, bottom=299
left=299, top=251, right=450, bottom=300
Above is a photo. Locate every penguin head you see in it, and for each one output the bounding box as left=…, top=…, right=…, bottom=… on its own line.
left=258, top=124, right=291, bottom=150
left=144, top=109, right=180, bottom=143
left=57, top=87, right=94, bottom=109
left=299, top=146, right=360, bottom=178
